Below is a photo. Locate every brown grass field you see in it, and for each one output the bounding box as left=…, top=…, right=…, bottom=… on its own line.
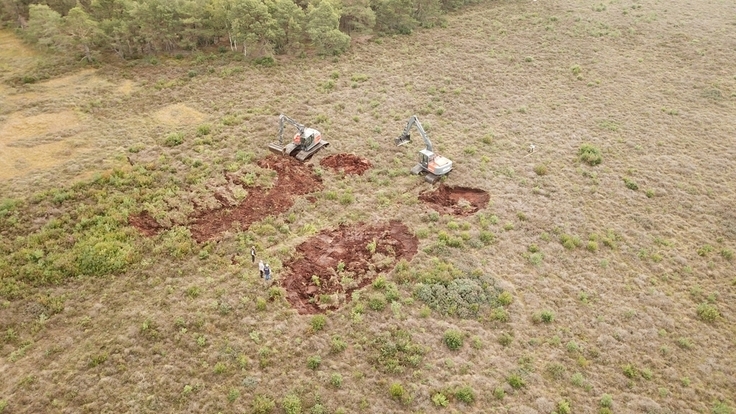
left=1, top=0, right=736, bottom=412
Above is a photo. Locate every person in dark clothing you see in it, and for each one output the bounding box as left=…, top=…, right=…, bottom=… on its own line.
left=250, top=246, right=256, bottom=263
left=264, top=263, right=271, bottom=282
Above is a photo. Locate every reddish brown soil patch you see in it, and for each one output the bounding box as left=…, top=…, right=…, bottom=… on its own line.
left=129, top=210, right=165, bottom=236
left=319, top=153, right=373, bottom=175
left=189, top=155, right=323, bottom=242
left=280, top=221, right=418, bottom=314
left=418, top=184, right=489, bottom=216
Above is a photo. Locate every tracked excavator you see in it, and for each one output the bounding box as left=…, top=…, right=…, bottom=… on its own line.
left=267, top=114, right=329, bottom=161
left=395, top=115, right=453, bottom=184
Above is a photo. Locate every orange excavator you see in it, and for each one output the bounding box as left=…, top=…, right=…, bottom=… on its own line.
left=395, top=115, right=453, bottom=184
left=268, top=114, right=329, bottom=161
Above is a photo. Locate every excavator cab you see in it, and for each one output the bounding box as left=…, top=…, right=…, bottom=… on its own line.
left=268, top=114, right=329, bottom=161
left=419, top=149, right=432, bottom=168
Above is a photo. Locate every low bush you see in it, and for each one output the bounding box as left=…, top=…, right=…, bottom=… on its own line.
left=443, top=329, right=463, bottom=350
left=579, top=143, right=602, bottom=165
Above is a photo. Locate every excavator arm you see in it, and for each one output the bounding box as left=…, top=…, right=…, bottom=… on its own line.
left=278, top=114, right=305, bottom=146
left=395, top=115, right=433, bottom=153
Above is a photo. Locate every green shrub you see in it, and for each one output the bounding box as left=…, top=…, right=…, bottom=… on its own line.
left=307, top=355, right=321, bottom=370
left=533, top=310, right=555, bottom=324
left=455, top=386, right=475, bottom=404
left=329, top=373, right=343, bottom=388
left=560, top=234, right=582, bottom=250
left=498, top=291, right=513, bottom=306
left=712, top=401, right=734, bottom=414
left=432, top=392, right=449, bottom=407
left=252, top=395, right=276, bottom=414
left=600, top=394, right=613, bottom=408
left=579, top=143, right=602, bottom=165
left=534, top=164, right=548, bottom=176
left=507, top=374, right=526, bottom=389
left=389, top=382, right=405, bottom=399
left=368, top=293, right=387, bottom=311
left=164, top=132, right=184, bottom=147
left=545, top=362, right=566, bottom=380
left=196, top=124, right=211, bottom=136
left=479, top=231, right=496, bottom=245
left=310, top=315, right=326, bottom=331
left=491, top=307, right=510, bottom=322
left=677, top=337, right=693, bottom=349
left=443, top=329, right=463, bottom=350
left=586, top=241, right=599, bottom=252
left=498, top=332, right=513, bottom=347
left=721, top=249, right=734, bottom=260
left=493, top=387, right=505, bottom=400
left=414, top=272, right=500, bottom=318
left=254, top=56, right=275, bottom=66
left=622, top=364, right=638, bottom=379
left=330, top=336, right=348, bottom=353
left=369, top=329, right=425, bottom=374
left=697, top=303, right=719, bottom=323
left=623, top=177, right=639, bottom=191
left=282, top=394, right=302, bottom=414
left=556, top=399, right=571, bottom=414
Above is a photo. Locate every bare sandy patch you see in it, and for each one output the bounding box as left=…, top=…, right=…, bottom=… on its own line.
left=116, top=79, right=137, bottom=95
left=0, top=111, right=85, bottom=180
left=153, top=103, right=206, bottom=127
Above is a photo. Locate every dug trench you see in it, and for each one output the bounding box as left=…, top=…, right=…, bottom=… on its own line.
left=279, top=221, right=418, bottom=314
left=319, top=153, right=373, bottom=176
left=129, top=154, right=323, bottom=242
left=418, top=184, right=490, bottom=216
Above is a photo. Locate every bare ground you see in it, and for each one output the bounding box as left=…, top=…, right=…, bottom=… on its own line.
left=418, top=184, right=490, bottom=216
left=319, top=153, right=373, bottom=175
left=280, top=221, right=418, bottom=314
left=188, top=155, right=322, bottom=242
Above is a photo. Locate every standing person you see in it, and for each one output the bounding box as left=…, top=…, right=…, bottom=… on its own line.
left=258, top=260, right=264, bottom=278
left=250, top=246, right=256, bottom=263
left=264, top=263, right=271, bottom=283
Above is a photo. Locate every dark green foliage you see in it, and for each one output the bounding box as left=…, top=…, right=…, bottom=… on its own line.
left=369, top=328, right=425, bottom=374
left=414, top=268, right=501, bottom=318
left=454, top=385, right=475, bottom=403
left=443, top=329, right=463, bottom=350
left=579, top=143, right=602, bottom=165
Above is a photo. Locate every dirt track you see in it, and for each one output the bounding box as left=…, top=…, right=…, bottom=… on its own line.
left=320, top=153, right=373, bottom=175
left=418, top=184, right=489, bottom=216
left=280, top=221, right=418, bottom=314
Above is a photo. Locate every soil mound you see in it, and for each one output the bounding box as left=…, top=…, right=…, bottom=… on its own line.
left=319, top=153, right=373, bottom=175
left=280, top=221, right=418, bottom=314
left=418, top=184, right=489, bottom=216
left=129, top=210, right=164, bottom=236
left=188, top=155, right=322, bottom=242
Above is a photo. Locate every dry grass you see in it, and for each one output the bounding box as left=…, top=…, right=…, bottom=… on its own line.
left=1, top=0, right=736, bottom=412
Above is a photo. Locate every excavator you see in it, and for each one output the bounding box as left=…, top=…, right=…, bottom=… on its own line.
left=394, top=115, right=453, bottom=184
left=267, top=114, right=329, bottom=161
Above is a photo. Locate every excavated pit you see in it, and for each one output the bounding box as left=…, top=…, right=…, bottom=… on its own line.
left=127, top=155, right=326, bottom=241
left=187, top=155, right=323, bottom=242
left=128, top=210, right=165, bottom=236
left=418, top=184, right=489, bottom=216
left=280, top=221, right=418, bottom=314
left=319, top=153, right=373, bottom=175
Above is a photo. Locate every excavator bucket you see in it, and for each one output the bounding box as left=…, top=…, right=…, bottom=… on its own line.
left=268, top=142, right=287, bottom=155
left=395, top=133, right=412, bottom=146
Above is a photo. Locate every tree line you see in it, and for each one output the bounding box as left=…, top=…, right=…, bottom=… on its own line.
left=0, top=0, right=485, bottom=61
